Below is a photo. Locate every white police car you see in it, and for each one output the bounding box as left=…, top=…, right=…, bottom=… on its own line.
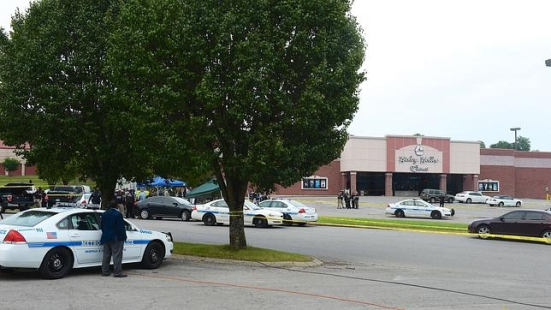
left=258, top=199, right=318, bottom=226
left=385, top=199, right=455, bottom=219
left=0, top=207, right=173, bottom=279
left=191, top=199, right=284, bottom=228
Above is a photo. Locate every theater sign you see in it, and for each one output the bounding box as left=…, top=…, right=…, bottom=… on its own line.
left=395, top=144, right=443, bottom=173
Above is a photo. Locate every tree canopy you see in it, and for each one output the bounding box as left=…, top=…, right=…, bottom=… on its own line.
left=0, top=0, right=365, bottom=249
left=0, top=0, right=199, bottom=204
left=109, top=0, right=365, bottom=248
left=490, top=136, right=530, bottom=151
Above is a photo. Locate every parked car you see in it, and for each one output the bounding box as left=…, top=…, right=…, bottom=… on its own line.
left=75, top=193, right=93, bottom=208
left=454, top=191, right=490, bottom=204
left=486, top=195, right=522, bottom=207
left=136, top=196, right=194, bottom=221
left=53, top=185, right=88, bottom=194
left=0, top=208, right=173, bottom=279
left=420, top=188, right=455, bottom=203
left=468, top=210, right=551, bottom=240
left=191, top=199, right=284, bottom=228
left=0, top=182, right=36, bottom=213
left=258, top=199, right=318, bottom=226
left=385, top=198, right=455, bottom=219
left=46, top=190, right=81, bottom=208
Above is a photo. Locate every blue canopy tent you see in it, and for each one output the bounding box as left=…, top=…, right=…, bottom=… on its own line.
left=137, top=176, right=186, bottom=188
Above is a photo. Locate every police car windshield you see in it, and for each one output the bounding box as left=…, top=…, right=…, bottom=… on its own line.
left=244, top=201, right=261, bottom=210
left=0, top=210, right=56, bottom=227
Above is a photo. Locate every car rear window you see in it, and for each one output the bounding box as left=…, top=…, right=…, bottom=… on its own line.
left=0, top=210, right=57, bottom=227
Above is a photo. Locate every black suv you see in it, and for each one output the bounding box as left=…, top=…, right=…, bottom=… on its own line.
left=0, top=182, right=36, bottom=212
left=420, top=189, right=455, bottom=203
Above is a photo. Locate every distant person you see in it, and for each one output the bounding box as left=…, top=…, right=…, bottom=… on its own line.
left=337, top=190, right=344, bottom=209
left=115, top=190, right=126, bottom=216
left=138, top=190, right=147, bottom=202
left=439, top=194, right=445, bottom=207
left=125, top=191, right=135, bottom=218
left=42, top=191, right=49, bottom=209
left=352, top=191, right=359, bottom=209
left=100, top=200, right=127, bottom=277
left=88, top=188, right=102, bottom=209
left=34, top=187, right=43, bottom=208
left=344, top=190, right=351, bottom=209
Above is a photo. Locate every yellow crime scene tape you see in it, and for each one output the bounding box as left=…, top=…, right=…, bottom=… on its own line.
left=248, top=214, right=551, bottom=245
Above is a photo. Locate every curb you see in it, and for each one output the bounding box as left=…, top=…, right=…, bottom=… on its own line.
left=169, top=254, right=324, bottom=268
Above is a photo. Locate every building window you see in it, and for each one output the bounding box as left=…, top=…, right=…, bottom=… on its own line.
left=302, top=177, right=328, bottom=190
left=478, top=180, right=499, bottom=192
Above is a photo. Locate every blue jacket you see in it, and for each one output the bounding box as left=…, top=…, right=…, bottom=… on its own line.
left=100, top=208, right=127, bottom=244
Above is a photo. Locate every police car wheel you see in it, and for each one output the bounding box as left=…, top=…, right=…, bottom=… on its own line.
left=395, top=210, right=405, bottom=218
left=141, top=241, right=164, bottom=269
left=430, top=211, right=442, bottom=219
left=203, top=214, right=216, bottom=226
left=282, top=214, right=293, bottom=226
left=253, top=216, right=268, bottom=228
left=39, top=247, right=73, bottom=279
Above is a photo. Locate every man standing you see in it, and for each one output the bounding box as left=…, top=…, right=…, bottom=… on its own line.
left=88, top=188, right=102, bottom=209
left=439, top=194, right=445, bottom=208
left=100, top=200, right=128, bottom=278
left=337, top=190, right=344, bottom=209
left=125, top=191, right=135, bottom=218
left=115, top=190, right=126, bottom=217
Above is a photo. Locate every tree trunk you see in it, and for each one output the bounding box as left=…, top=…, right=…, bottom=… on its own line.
left=222, top=176, right=249, bottom=250
left=97, top=178, right=117, bottom=210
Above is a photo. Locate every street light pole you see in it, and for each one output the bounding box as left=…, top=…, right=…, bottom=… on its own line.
left=510, top=127, right=521, bottom=150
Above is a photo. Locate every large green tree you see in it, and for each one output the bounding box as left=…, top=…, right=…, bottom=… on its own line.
left=490, top=136, right=530, bottom=151
left=109, top=0, right=365, bottom=249
left=0, top=0, right=170, bottom=206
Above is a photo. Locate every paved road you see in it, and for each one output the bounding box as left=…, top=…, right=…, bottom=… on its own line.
left=2, top=197, right=551, bottom=309
left=289, top=195, right=551, bottom=224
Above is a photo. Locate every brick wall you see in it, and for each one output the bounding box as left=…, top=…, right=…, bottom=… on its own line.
left=273, top=160, right=341, bottom=196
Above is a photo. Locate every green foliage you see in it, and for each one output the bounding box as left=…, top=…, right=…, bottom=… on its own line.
left=479, top=141, right=486, bottom=148
left=490, top=141, right=512, bottom=149
left=490, top=136, right=530, bottom=151
left=109, top=0, right=365, bottom=248
left=515, top=136, right=531, bottom=151
left=0, top=0, right=191, bottom=205
left=2, top=158, right=20, bottom=174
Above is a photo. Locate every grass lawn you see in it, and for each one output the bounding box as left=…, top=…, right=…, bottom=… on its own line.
left=318, top=216, right=467, bottom=233
left=173, top=242, right=314, bottom=262
left=0, top=175, right=95, bottom=189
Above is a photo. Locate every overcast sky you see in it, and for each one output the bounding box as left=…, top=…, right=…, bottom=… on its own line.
left=2, top=0, right=551, bottom=151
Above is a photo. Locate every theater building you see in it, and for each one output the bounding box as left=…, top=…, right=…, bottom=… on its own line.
left=273, top=135, right=551, bottom=199
left=0, top=141, right=35, bottom=176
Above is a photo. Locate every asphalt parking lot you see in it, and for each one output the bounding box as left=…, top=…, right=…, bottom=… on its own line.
left=287, top=195, right=551, bottom=224
left=2, top=195, right=551, bottom=309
